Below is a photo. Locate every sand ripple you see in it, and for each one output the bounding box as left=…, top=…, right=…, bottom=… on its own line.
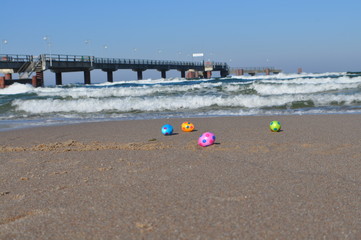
left=0, top=140, right=170, bottom=152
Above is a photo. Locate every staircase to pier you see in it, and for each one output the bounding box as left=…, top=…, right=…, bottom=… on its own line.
left=17, top=57, right=43, bottom=79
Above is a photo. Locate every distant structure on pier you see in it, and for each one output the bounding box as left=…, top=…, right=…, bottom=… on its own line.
left=230, top=67, right=282, bottom=76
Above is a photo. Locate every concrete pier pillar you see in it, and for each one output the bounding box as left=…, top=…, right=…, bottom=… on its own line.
left=161, top=70, right=167, bottom=79
left=186, top=71, right=198, bottom=79
left=5, top=73, right=12, bottom=80
left=203, top=71, right=212, bottom=79
left=137, top=70, right=143, bottom=80
left=180, top=70, right=185, bottom=78
left=36, top=71, right=44, bottom=80
left=220, top=70, right=228, bottom=78
left=186, top=71, right=193, bottom=79
left=31, top=76, right=42, bottom=87
left=84, top=70, right=91, bottom=84
left=265, top=68, right=270, bottom=75
left=36, top=71, right=44, bottom=87
left=298, top=68, right=302, bottom=74
left=0, top=76, right=5, bottom=88
left=55, top=72, right=62, bottom=85
left=107, top=70, right=113, bottom=82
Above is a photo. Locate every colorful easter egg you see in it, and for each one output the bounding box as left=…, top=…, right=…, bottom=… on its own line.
left=270, top=121, right=281, bottom=132
left=181, top=121, right=195, bottom=132
left=161, top=124, right=173, bottom=135
left=198, top=132, right=216, bottom=147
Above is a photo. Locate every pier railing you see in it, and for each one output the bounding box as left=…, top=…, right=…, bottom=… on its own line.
left=41, top=54, right=228, bottom=68
left=0, top=54, right=36, bottom=62
left=41, top=54, right=93, bottom=62
left=94, top=57, right=204, bottom=67
left=1, top=54, right=229, bottom=69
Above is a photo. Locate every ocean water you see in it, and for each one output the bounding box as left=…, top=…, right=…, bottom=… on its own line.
left=1, top=72, right=361, bottom=131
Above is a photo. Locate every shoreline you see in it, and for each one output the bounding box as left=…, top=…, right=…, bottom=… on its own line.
left=2, top=111, right=361, bottom=133
left=1, top=114, right=361, bottom=239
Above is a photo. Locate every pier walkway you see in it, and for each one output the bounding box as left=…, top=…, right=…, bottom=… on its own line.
left=0, top=54, right=229, bottom=87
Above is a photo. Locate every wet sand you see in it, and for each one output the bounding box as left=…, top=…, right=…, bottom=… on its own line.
left=1, top=115, right=361, bottom=239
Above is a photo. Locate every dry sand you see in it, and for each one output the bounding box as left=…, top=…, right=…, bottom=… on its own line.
left=1, top=114, right=361, bottom=239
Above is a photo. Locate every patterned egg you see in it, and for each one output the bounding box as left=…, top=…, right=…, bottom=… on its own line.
left=161, top=124, right=173, bottom=135
left=181, top=121, right=195, bottom=132
left=198, top=132, right=216, bottom=147
left=270, top=121, right=281, bottom=132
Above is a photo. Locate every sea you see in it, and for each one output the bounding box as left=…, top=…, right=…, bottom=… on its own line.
left=1, top=72, right=361, bottom=131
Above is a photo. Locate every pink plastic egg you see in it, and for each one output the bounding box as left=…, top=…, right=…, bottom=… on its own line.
left=198, top=132, right=216, bottom=147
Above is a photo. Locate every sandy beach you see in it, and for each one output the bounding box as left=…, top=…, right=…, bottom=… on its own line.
left=1, top=114, right=361, bottom=239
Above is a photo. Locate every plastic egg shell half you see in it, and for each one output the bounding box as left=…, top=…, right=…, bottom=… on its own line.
left=181, top=121, right=195, bottom=132
left=198, top=132, right=216, bottom=147
left=161, top=124, right=174, bottom=135
left=269, top=121, right=281, bottom=132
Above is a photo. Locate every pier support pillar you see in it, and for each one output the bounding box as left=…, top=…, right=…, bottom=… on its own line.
left=186, top=71, right=198, bottom=79
left=298, top=68, right=302, bottom=74
left=84, top=70, right=91, bottom=84
left=0, top=76, right=5, bottom=88
left=265, top=68, right=270, bottom=75
left=186, top=71, right=193, bottom=79
left=160, top=70, right=167, bottom=79
left=5, top=73, right=12, bottom=80
left=203, top=71, right=212, bottom=79
left=55, top=72, right=62, bottom=85
left=220, top=70, right=228, bottom=78
left=136, top=70, right=143, bottom=80
left=32, top=76, right=37, bottom=87
left=180, top=70, right=185, bottom=78
left=32, top=76, right=43, bottom=87
left=107, top=70, right=114, bottom=82
left=36, top=71, right=44, bottom=87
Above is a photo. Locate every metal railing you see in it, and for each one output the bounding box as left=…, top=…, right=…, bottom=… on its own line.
left=0, top=54, right=35, bottom=62
left=40, top=54, right=228, bottom=67
left=41, top=54, right=93, bottom=62
left=93, top=57, right=205, bottom=66
left=1, top=54, right=229, bottom=70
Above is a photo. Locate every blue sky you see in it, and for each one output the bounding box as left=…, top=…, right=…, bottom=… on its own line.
left=1, top=0, right=361, bottom=82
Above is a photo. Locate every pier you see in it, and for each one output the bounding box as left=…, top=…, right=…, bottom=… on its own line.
left=0, top=54, right=229, bottom=87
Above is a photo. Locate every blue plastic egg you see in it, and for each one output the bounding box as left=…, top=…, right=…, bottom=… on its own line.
left=161, top=124, right=173, bottom=135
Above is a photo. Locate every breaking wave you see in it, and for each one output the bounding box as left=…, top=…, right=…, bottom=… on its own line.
left=1, top=72, right=361, bottom=130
